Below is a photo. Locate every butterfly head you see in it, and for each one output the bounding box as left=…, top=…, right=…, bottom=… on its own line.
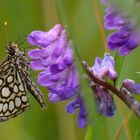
left=7, top=42, right=22, bottom=56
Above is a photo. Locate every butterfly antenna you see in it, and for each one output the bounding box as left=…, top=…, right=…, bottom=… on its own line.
left=15, top=35, right=26, bottom=44
left=18, top=38, right=27, bottom=46
left=4, top=21, right=9, bottom=46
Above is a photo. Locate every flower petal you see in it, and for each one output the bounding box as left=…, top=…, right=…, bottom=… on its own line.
left=30, top=60, right=46, bottom=70
left=27, top=24, right=63, bottom=48
left=123, top=79, right=140, bottom=94
left=94, top=86, right=116, bottom=117
left=66, top=96, right=87, bottom=128
left=28, top=48, right=49, bottom=59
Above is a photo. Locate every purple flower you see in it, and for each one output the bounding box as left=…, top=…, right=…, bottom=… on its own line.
left=123, top=79, right=140, bottom=94
left=38, top=64, right=79, bottom=102
left=92, top=53, right=117, bottom=81
left=102, top=0, right=140, bottom=55
left=66, top=96, right=88, bottom=128
left=27, top=24, right=63, bottom=48
left=27, top=24, right=79, bottom=102
left=93, top=86, right=115, bottom=117
left=27, top=24, right=88, bottom=128
left=27, top=25, right=116, bottom=128
left=90, top=53, right=116, bottom=116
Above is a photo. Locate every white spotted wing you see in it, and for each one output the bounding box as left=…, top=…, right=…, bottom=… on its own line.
left=0, top=59, right=30, bottom=122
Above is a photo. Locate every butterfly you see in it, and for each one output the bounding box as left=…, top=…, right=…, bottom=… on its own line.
left=0, top=42, right=46, bottom=122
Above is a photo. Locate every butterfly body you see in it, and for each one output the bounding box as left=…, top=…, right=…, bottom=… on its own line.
left=0, top=42, right=46, bottom=122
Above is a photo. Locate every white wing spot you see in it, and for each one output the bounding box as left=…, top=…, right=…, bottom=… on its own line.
left=3, top=103, right=8, bottom=113
left=21, top=96, right=28, bottom=103
left=19, top=84, right=24, bottom=92
left=7, top=75, right=13, bottom=83
left=9, top=100, right=15, bottom=111
left=15, top=97, right=21, bottom=107
left=9, top=82, right=14, bottom=88
left=0, top=103, right=3, bottom=112
left=0, top=79, right=3, bottom=86
left=1, top=87, right=11, bottom=97
left=13, top=84, right=19, bottom=93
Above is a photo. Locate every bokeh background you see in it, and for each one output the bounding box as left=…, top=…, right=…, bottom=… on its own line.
left=0, top=0, right=140, bottom=140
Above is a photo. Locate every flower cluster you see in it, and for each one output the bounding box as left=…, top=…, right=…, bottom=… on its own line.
left=26, top=1, right=140, bottom=128
left=102, top=0, right=140, bottom=55
left=27, top=25, right=118, bottom=128
left=27, top=23, right=140, bottom=128
left=27, top=24, right=79, bottom=102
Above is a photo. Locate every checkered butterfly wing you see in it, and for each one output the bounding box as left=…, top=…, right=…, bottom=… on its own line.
left=0, top=42, right=46, bottom=122
left=0, top=58, right=30, bottom=122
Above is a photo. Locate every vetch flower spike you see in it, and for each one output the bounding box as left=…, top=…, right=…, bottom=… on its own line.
left=82, top=53, right=117, bottom=117
left=27, top=24, right=87, bottom=128
left=27, top=24, right=80, bottom=102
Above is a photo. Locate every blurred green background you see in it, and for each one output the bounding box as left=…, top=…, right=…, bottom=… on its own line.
left=0, top=0, right=140, bottom=140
